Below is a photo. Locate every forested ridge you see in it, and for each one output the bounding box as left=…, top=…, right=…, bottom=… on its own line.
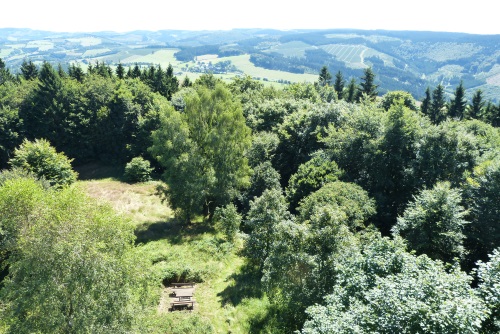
left=2, top=58, right=500, bottom=333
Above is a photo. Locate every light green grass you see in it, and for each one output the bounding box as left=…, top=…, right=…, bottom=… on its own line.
left=121, top=49, right=183, bottom=68
left=66, top=37, right=102, bottom=47
left=79, top=173, right=271, bottom=333
left=221, top=54, right=318, bottom=83
left=82, top=48, right=112, bottom=57
left=265, top=41, right=315, bottom=58
left=26, top=40, right=54, bottom=51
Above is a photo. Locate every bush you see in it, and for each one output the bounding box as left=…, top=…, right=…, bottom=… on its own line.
left=124, top=156, right=153, bottom=182
left=8, top=139, right=78, bottom=188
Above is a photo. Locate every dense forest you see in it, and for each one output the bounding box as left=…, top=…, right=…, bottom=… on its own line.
left=2, top=56, right=500, bottom=333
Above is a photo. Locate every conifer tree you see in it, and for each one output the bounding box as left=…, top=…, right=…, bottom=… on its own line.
left=0, top=57, right=14, bottom=85
left=357, top=67, right=378, bottom=101
left=345, top=78, right=357, bottom=103
left=449, top=81, right=467, bottom=120
left=469, top=89, right=484, bottom=120
left=334, top=71, right=345, bottom=100
left=20, top=59, right=39, bottom=80
left=116, top=62, right=125, bottom=79
left=421, top=87, right=431, bottom=116
left=318, top=65, right=332, bottom=87
left=68, top=63, right=85, bottom=82
left=430, top=84, right=447, bottom=124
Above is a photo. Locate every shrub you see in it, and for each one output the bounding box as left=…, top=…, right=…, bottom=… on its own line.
left=124, top=156, right=153, bottom=182
left=8, top=139, right=77, bottom=188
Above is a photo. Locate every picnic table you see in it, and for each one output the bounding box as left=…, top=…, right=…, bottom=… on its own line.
left=171, top=282, right=195, bottom=288
left=169, top=284, right=196, bottom=311
left=172, top=287, right=194, bottom=298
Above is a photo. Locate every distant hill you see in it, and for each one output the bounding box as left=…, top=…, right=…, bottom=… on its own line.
left=1, top=28, right=499, bottom=101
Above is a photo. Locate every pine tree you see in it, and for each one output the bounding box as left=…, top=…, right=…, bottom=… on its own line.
left=357, top=67, right=378, bottom=101
left=130, top=63, right=141, bottom=78
left=449, top=81, right=466, bottom=120
left=68, top=63, right=85, bottom=82
left=421, top=87, right=431, bottom=116
left=334, top=71, right=345, bottom=100
left=345, top=78, right=357, bottom=103
left=430, top=84, right=447, bottom=124
left=182, top=75, right=192, bottom=87
left=468, top=89, right=484, bottom=120
left=116, top=62, right=125, bottom=79
left=318, top=65, right=332, bottom=87
left=20, top=59, right=39, bottom=80
left=0, top=57, right=14, bottom=85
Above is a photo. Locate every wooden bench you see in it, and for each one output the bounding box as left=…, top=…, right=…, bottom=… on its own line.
left=170, top=300, right=194, bottom=310
left=171, top=282, right=195, bottom=288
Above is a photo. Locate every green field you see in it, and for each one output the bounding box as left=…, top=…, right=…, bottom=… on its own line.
left=265, top=41, right=315, bottom=58
left=221, top=54, right=318, bottom=83
left=66, top=37, right=103, bottom=47
left=26, top=40, right=54, bottom=51
left=120, top=49, right=184, bottom=68
left=82, top=48, right=112, bottom=57
left=321, top=44, right=394, bottom=69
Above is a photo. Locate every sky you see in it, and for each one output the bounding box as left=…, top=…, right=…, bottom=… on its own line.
left=1, top=0, right=498, bottom=35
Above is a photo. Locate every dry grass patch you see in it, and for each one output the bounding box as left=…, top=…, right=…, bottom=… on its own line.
left=80, top=180, right=172, bottom=225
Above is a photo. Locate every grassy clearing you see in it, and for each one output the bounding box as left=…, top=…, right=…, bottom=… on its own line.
left=82, top=48, right=112, bottom=57
left=78, top=165, right=271, bottom=333
left=121, top=49, right=183, bottom=68
left=220, top=55, right=317, bottom=83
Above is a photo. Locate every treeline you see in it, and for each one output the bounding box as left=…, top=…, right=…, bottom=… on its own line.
left=3, top=58, right=500, bottom=332
left=0, top=58, right=185, bottom=168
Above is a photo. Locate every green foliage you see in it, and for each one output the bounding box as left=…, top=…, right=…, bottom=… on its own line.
left=0, top=181, right=141, bottom=333
left=124, top=156, right=153, bottom=183
left=357, top=67, right=378, bottom=101
left=9, top=138, right=78, bottom=188
left=246, top=131, right=279, bottom=167
left=301, top=235, right=487, bottom=334
left=241, top=161, right=281, bottom=213
left=20, top=59, right=38, bottom=81
left=333, top=71, right=345, bottom=100
left=476, top=248, right=500, bottom=332
left=392, top=181, right=468, bottom=263
left=150, top=83, right=251, bottom=221
left=274, top=101, right=346, bottom=184
left=214, top=203, right=242, bottom=242
left=317, top=66, right=332, bottom=87
left=464, top=158, right=500, bottom=262
left=0, top=105, right=22, bottom=168
left=430, top=84, right=447, bottom=124
left=380, top=90, right=418, bottom=111
left=286, top=153, right=344, bottom=211
left=449, top=81, right=467, bottom=120
left=298, top=181, right=376, bottom=231
left=245, top=188, right=289, bottom=270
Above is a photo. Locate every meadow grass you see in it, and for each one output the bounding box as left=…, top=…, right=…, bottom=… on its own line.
left=79, top=166, right=272, bottom=333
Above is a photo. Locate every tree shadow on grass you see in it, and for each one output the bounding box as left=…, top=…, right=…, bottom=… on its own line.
left=217, top=261, right=265, bottom=307
left=134, top=218, right=215, bottom=245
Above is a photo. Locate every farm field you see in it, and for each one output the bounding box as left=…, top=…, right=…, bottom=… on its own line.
left=265, top=41, right=316, bottom=58
left=221, top=54, right=318, bottom=83
left=119, top=49, right=184, bottom=68
left=320, top=44, right=394, bottom=68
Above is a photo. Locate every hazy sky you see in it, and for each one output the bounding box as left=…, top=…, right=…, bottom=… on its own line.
left=2, top=0, right=498, bottom=35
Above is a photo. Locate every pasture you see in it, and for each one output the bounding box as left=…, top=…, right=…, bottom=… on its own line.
left=265, top=41, right=316, bottom=58
left=321, top=44, right=393, bottom=69
left=221, top=54, right=318, bottom=83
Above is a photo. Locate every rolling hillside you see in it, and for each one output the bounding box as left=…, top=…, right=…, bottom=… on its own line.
left=1, top=28, right=499, bottom=100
